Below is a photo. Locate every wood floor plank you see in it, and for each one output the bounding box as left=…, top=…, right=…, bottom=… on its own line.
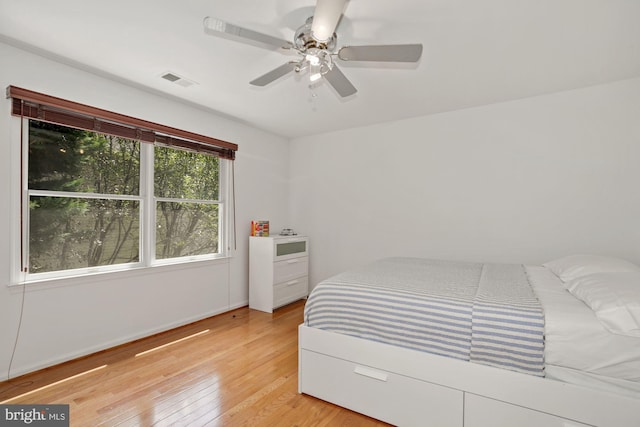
left=0, top=300, right=390, bottom=426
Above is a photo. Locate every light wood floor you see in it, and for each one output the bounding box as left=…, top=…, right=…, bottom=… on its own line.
left=0, top=300, right=390, bottom=426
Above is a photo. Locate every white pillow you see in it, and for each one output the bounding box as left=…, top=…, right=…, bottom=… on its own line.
left=566, top=272, right=640, bottom=337
left=543, top=254, right=640, bottom=283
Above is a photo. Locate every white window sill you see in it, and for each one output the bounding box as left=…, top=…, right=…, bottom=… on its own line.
left=9, top=255, right=232, bottom=289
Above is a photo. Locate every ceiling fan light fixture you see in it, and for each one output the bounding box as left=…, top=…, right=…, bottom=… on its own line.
left=309, top=66, right=322, bottom=83
left=306, top=53, right=321, bottom=66
left=303, top=49, right=332, bottom=83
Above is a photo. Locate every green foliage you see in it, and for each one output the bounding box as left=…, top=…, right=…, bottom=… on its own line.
left=154, top=146, right=221, bottom=260
left=154, top=145, right=219, bottom=200
left=81, top=132, right=140, bottom=195
left=29, top=121, right=140, bottom=194
left=155, top=202, right=219, bottom=259
left=29, top=197, right=140, bottom=272
left=28, top=122, right=87, bottom=191
left=27, top=121, right=221, bottom=274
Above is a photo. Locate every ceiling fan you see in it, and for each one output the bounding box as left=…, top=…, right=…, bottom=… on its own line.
left=203, top=0, right=423, bottom=97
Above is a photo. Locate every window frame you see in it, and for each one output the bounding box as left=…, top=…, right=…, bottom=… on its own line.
left=14, top=116, right=232, bottom=285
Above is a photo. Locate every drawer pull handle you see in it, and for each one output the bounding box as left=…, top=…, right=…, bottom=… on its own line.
left=286, top=259, right=299, bottom=264
left=354, top=366, right=388, bottom=382
left=286, top=280, right=299, bottom=286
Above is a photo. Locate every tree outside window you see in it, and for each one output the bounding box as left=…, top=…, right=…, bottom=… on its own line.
left=27, top=120, right=223, bottom=275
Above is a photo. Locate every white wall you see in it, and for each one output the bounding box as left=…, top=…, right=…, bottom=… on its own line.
left=290, top=78, right=640, bottom=289
left=0, top=42, right=290, bottom=378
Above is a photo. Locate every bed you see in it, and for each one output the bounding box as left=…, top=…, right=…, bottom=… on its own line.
left=298, top=255, right=640, bottom=427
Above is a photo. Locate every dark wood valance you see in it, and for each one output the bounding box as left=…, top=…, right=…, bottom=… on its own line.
left=7, top=86, right=237, bottom=160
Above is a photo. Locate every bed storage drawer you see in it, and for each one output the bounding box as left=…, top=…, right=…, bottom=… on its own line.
left=300, top=349, right=463, bottom=427
left=464, top=394, right=591, bottom=427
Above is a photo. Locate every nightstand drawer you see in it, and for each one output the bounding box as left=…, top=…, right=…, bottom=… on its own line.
left=274, top=276, right=308, bottom=308
left=273, top=237, right=308, bottom=261
left=273, top=257, right=308, bottom=283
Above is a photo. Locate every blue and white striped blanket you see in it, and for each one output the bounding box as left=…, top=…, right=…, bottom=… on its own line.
left=304, top=257, right=545, bottom=377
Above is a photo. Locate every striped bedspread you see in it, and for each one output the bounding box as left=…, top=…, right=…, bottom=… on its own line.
left=304, top=257, right=545, bottom=377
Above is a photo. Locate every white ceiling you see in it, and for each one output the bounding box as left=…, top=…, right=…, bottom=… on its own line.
left=1, top=0, right=639, bottom=139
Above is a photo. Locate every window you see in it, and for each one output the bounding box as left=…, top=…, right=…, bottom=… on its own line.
left=9, top=86, right=237, bottom=281
left=28, top=121, right=141, bottom=274
left=25, top=120, right=228, bottom=278
left=154, top=145, right=221, bottom=260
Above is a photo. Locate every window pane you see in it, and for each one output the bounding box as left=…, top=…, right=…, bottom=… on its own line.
left=29, top=196, right=140, bottom=273
left=154, top=146, right=219, bottom=200
left=156, top=202, right=219, bottom=259
left=28, top=121, right=140, bottom=195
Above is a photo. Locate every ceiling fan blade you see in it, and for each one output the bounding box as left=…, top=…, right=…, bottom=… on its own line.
left=203, top=17, right=293, bottom=50
left=323, top=64, right=357, bottom=97
left=249, top=62, right=297, bottom=87
left=310, top=0, right=348, bottom=42
left=338, top=44, right=423, bottom=62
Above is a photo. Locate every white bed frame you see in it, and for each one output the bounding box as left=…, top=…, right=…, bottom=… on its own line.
left=299, top=324, right=640, bottom=427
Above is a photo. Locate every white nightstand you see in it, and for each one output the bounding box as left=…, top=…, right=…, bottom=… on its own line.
left=249, top=235, right=309, bottom=313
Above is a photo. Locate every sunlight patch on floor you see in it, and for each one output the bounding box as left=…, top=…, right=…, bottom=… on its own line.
left=1, top=365, right=108, bottom=403
left=135, top=330, right=210, bottom=358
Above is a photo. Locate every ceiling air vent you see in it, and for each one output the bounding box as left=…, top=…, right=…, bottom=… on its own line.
left=160, top=72, right=197, bottom=88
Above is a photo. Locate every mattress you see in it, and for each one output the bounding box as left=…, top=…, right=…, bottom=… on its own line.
left=304, top=257, right=545, bottom=376
left=526, top=265, right=640, bottom=397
